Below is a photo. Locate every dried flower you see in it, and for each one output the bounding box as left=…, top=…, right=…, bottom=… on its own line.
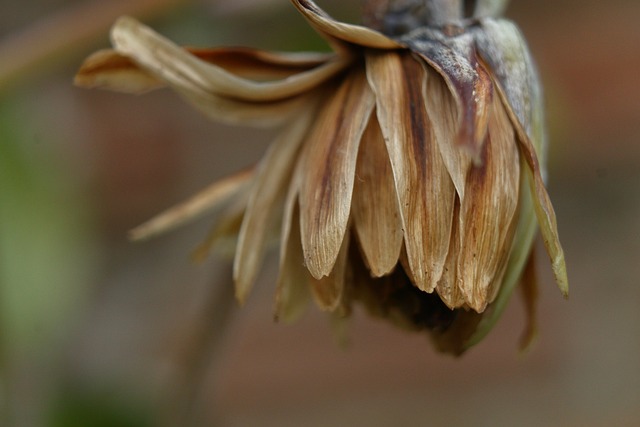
left=75, top=0, right=568, bottom=354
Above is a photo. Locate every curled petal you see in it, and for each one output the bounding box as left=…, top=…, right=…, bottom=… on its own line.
left=299, top=68, right=375, bottom=279
left=234, top=106, right=316, bottom=304
left=352, top=113, right=403, bottom=277
left=400, top=29, right=493, bottom=161
left=129, top=168, right=253, bottom=241
left=110, top=16, right=351, bottom=102
left=291, top=0, right=400, bottom=50
left=366, top=51, right=455, bottom=293
left=456, top=96, right=520, bottom=312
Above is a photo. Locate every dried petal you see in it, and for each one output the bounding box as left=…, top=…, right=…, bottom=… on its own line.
left=129, top=168, right=253, bottom=241
left=309, top=230, right=349, bottom=310
left=423, top=65, right=472, bottom=201
left=366, top=51, right=455, bottom=293
left=456, top=95, right=520, bottom=312
left=352, top=113, right=403, bottom=277
left=110, top=16, right=351, bottom=102
left=234, top=106, right=315, bottom=303
left=400, top=29, right=493, bottom=161
left=291, top=0, right=400, bottom=50
left=435, top=198, right=465, bottom=309
left=299, top=69, right=375, bottom=279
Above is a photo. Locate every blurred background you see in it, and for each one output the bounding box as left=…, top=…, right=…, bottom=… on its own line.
left=1, top=0, right=639, bottom=426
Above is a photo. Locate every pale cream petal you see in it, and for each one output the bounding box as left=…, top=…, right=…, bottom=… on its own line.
left=233, top=107, right=315, bottom=304
left=423, top=64, right=473, bottom=201
left=129, top=168, right=253, bottom=241
left=309, top=229, right=349, bottom=311
left=299, top=69, right=375, bottom=279
left=366, top=51, right=455, bottom=293
left=110, top=16, right=351, bottom=102
left=456, top=96, right=520, bottom=312
left=352, top=113, right=403, bottom=277
left=291, top=0, right=400, bottom=49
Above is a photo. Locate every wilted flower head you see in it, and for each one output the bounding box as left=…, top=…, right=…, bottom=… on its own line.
left=76, top=0, right=568, bottom=354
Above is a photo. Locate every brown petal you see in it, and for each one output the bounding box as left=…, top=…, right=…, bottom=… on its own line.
left=456, top=95, right=520, bottom=312
left=234, top=107, right=315, bottom=304
left=291, top=0, right=400, bottom=50
left=110, top=16, right=351, bottom=102
left=352, top=113, right=403, bottom=277
left=435, top=198, right=465, bottom=309
left=309, top=229, right=349, bottom=311
left=129, top=168, right=254, bottom=241
left=366, top=51, right=455, bottom=293
left=75, top=47, right=334, bottom=94
left=423, top=64, right=473, bottom=201
left=274, top=201, right=311, bottom=323
left=400, top=30, right=493, bottom=161
left=299, top=69, right=375, bottom=279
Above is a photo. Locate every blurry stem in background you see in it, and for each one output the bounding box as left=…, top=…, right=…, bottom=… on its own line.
left=159, top=261, right=237, bottom=427
left=0, top=0, right=188, bottom=90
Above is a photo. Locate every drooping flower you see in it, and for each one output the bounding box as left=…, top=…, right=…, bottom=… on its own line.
left=75, top=0, right=568, bottom=354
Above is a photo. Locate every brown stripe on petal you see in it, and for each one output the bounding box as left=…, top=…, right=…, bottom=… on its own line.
left=366, top=50, right=455, bottom=293
left=456, top=95, right=520, bottom=312
left=423, top=62, right=473, bottom=201
left=352, top=113, right=403, bottom=277
left=299, top=68, right=375, bottom=279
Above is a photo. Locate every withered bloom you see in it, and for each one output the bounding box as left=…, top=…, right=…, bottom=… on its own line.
left=76, top=0, right=568, bottom=354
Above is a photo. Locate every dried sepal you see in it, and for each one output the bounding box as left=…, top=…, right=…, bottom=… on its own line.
left=366, top=50, right=454, bottom=293
left=352, top=113, right=403, bottom=277
left=299, top=69, right=375, bottom=279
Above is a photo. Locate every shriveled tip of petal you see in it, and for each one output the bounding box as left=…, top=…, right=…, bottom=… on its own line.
left=291, top=0, right=400, bottom=49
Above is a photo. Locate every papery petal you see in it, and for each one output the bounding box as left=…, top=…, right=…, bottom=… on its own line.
left=435, top=198, right=465, bottom=309
left=274, top=202, right=312, bottom=323
left=400, top=29, right=493, bottom=161
left=423, top=64, right=472, bottom=201
left=75, top=47, right=334, bottom=93
left=291, top=0, right=400, bottom=50
left=299, top=68, right=375, bottom=279
left=110, top=16, right=351, bottom=102
left=309, top=230, right=349, bottom=310
left=456, top=96, right=519, bottom=312
left=366, top=51, right=455, bottom=293
left=129, top=168, right=253, bottom=241
left=463, top=155, right=538, bottom=349
left=234, top=107, right=315, bottom=304
left=474, top=18, right=568, bottom=297
left=352, top=113, right=403, bottom=277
